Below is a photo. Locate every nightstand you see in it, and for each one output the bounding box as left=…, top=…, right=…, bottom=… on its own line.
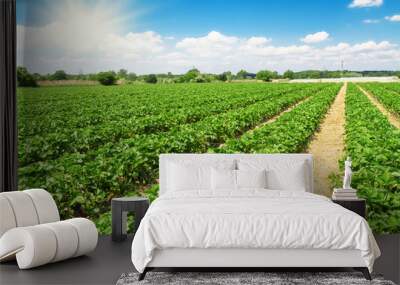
left=111, top=197, right=149, bottom=242
left=332, top=198, right=366, bottom=218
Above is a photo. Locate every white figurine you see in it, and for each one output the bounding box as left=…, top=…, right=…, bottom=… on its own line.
left=343, top=156, right=352, bottom=189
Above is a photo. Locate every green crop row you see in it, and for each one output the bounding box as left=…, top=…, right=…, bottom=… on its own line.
left=383, top=83, right=400, bottom=94
left=19, top=84, right=332, bottom=232
left=219, top=84, right=341, bottom=153
left=19, top=84, right=306, bottom=166
left=345, top=84, right=400, bottom=234
left=359, top=83, right=400, bottom=116
left=18, top=84, right=302, bottom=138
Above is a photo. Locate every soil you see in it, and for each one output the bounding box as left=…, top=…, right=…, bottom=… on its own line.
left=307, top=83, right=347, bottom=197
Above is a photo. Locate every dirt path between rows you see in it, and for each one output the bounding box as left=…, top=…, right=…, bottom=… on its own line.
left=357, top=85, right=400, bottom=129
left=307, top=83, right=347, bottom=197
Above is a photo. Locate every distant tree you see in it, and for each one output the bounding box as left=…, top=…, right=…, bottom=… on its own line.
left=51, top=70, right=68, bottom=80
left=236, top=69, right=248, bottom=79
left=32, top=73, right=44, bottom=81
left=283, top=70, right=295, bottom=79
left=117, top=69, right=128, bottom=79
left=217, top=73, right=228, bottom=82
left=180, top=68, right=200, bottom=82
left=145, top=74, right=158, bottom=84
left=127, top=72, right=137, bottom=81
left=76, top=73, right=86, bottom=80
left=193, top=75, right=207, bottom=83
left=88, top=73, right=98, bottom=81
left=225, top=71, right=233, bottom=81
left=97, top=71, right=117, bottom=85
left=256, top=70, right=274, bottom=82
left=17, top=67, right=38, bottom=87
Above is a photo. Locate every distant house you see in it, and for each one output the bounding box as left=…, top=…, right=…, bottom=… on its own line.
left=245, top=73, right=257, bottom=79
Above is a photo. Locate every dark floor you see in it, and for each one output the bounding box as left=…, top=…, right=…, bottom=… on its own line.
left=1, top=234, right=399, bottom=285
left=0, top=236, right=135, bottom=285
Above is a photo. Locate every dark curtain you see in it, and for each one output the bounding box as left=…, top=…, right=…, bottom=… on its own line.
left=0, top=0, right=17, bottom=192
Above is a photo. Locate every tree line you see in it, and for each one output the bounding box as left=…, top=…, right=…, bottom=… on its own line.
left=17, top=66, right=400, bottom=87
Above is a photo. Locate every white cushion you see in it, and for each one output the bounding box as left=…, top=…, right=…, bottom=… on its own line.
left=211, top=169, right=268, bottom=191
left=237, top=169, right=267, bottom=189
left=0, top=196, right=16, bottom=237
left=167, top=162, right=210, bottom=191
left=24, top=189, right=60, bottom=224
left=64, top=218, right=98, bottom=257
left=166, top=160, right=236, bottom=192
left=211, top=168, right=236, bottom=190
left=42, top=221, right=79, bottom=262
left=238, top=159, right=307, bottom=191
left=0, top=226, right=57, bottom=269
left=0, top=192, right=39, bottom=227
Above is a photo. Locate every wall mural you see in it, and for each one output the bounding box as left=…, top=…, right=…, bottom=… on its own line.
left=17, top=0, right=400, bottom=234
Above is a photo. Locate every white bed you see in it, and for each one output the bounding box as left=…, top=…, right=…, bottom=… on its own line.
left=131, top=154, right=380, bottom=280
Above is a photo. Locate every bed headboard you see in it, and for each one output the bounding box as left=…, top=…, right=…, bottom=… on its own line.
left=159, top=153, right=314, bottom=195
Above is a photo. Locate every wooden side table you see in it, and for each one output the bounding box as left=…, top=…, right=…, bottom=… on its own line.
left=332, top=198, right=366, bottom=218
left=111, top=197, right=149, bottom=242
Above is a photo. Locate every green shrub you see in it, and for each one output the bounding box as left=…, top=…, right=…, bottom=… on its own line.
left=97, top=71, right=117, bottom=85
left=283, top=70, right=295, bottom=79
left=256, top=70, right=274, bottom=82
left=145, top=74, right=158, bottom=84
left=179, top=69, right=200, bottom=83
left=127, top=72, right=137, bottom=81
left=17, top=66, right=38, bottom=87
left=217, top=73, right=228, bottom=82
left=51, top=70, right=68, bottom=80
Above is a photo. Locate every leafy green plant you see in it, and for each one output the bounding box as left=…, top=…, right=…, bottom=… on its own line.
left=19, top=83, right=330, bottom=233
left=359, top=83, right=400, bottom=116
left=220, top=85, right=340, bottom=153
left=344, top=84, right=400, bottom=234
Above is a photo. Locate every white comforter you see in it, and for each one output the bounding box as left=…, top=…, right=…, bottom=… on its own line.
left=131, top=190, right=380, bottom=272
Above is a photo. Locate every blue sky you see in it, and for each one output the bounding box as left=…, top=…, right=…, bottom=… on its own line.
left=17, top=0, right=400, bottom=74
left=130, top=0, right=400, bottom=44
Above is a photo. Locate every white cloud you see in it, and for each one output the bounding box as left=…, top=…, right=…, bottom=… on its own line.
left=17, top=3, right=400, bottom=76
left=17, top=0, right=133, bottom=73
left=166, top=32, right=399, bottom=73
left=349, top=0, right=383, bottom=8
left=245, top=37, right=271, bottom=46
left=385, top=14, right=400, bottom=22
left=176, top=31, right=239, bottom=57
left=301, top=31, right=330, bottom=44
left=363, top=19, right=380, bottom=24
left=100, top=32, right=164, bottom=59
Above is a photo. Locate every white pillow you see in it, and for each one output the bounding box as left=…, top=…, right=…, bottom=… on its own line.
left=211, top=168, right=268, bottom=191
left=211, top=168, right=236, bottom=190
left=236, top=169, right=267, bottom=189
left=167, top=162, right=210, bottom=191
left=166, top=159, right=236, bottom=192
left=238, top=159, right=308, bottom=191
